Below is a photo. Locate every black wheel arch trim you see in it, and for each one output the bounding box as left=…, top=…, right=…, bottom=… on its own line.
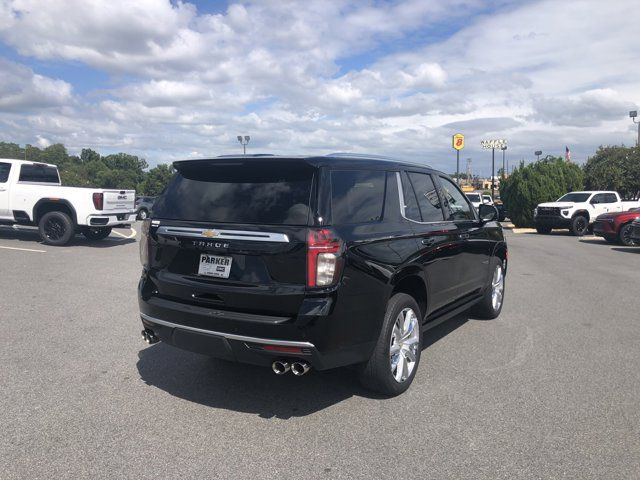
left=33, top=198, right=78, bottom=225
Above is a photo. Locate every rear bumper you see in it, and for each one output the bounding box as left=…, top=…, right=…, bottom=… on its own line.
left=138, top=288, right=377, bottom=371
left=86, top=211, right=137, bottom=227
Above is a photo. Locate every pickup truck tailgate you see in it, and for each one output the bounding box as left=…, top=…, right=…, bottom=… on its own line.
left=102, top=190, right=135, bottom=211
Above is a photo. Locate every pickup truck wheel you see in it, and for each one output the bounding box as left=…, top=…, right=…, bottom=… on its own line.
left=471, top=257, right=505, bottom=319
left=83, top=227, right=112, bottom=241
left=619, top=224, right=637, bottom=247
left=38, top=211, right=74, bottom=246
left=570, top=215, right=589, bottom=236
left=536, top=225, right=552, bottom=234
left=137, top=208, right=148, bottom=220
left=358, top=293, right=422, bottom=397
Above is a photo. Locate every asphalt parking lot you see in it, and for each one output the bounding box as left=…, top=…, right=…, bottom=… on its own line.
left=1, top=224, right=639, bottom=479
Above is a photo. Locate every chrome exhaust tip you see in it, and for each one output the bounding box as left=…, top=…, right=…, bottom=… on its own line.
left=272, top=360, right=290, bottom=375
left=141, top=329, right=159, bottom=344
left=291, top=361, right=311, bottom=376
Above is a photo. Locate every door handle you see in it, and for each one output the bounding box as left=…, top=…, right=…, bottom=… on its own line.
left=0, top=187, right=6, bottom=192
left=421, top=238, right=436, bottom=246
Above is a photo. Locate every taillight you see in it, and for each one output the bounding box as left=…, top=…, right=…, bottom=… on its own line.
left=307, top=228, right=343, bottom=288
left=92, top=192, right=104, bottom=210
left=139, top=219, right=151, bottom=268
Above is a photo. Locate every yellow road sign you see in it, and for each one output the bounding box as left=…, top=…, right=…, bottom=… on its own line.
left=452, top=133, right=464, bottom=150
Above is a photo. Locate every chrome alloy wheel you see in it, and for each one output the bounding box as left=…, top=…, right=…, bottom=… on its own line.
left=491, top=265, right=505, bottom=311
left=389, top=308, right=420, bottom=383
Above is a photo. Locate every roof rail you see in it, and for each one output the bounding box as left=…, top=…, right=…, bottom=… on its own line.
left=326, top=152, right=432, bottom=168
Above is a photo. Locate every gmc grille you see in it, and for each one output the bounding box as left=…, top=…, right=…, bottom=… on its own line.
left=537, top=207, right=560, bottom=217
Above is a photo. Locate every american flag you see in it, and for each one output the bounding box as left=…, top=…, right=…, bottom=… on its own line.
left=565, top=146, right=571, bottom=162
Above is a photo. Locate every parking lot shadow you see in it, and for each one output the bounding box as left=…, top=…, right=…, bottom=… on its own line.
left=137, top=343, right=371, bottom=419
left=0, top=226, right=136, bottom=248
left=611, top=247, right=640, bottom=253
left=137, top=313, right=473, bottom=418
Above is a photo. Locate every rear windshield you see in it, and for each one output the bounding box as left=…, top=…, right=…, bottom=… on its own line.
left=153, top=160, right=315, bottom=225
left=557, top=193, right=590, bottom=202
left=19, top=164, right=60, bottom=183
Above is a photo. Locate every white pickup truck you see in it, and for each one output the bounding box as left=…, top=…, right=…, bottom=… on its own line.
left=534, top=191, right=640, bottom=236
left=0, top=158, right=136, bottom=245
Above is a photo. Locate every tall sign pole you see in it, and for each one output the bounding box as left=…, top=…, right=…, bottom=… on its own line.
left=452, top=133, right=464, bottom=184
left=481, top=139, right=507, bottom=199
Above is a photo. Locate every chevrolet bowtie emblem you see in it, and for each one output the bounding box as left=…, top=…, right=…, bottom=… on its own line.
left=203, top=229, right=219, bottom=238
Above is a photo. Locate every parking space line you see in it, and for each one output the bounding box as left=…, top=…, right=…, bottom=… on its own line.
left=0, top=245, right=46, bottom=253
left=112, top=228, right=137, bottom=239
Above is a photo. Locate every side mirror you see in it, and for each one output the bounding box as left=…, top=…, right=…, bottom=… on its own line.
left=478, top=204, right=498, bottom=222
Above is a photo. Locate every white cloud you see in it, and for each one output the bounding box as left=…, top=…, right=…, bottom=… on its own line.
left=0, top=0, right=639, bottom=170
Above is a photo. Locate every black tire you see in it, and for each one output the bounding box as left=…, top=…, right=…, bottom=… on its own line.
left=618, top=224, right=637, bottom=247
left=358, top=293, right=422, bottom=397
left=471, top=257, right=505, bottom=320
left=38, top=211, right=74, bottom=246
left=83, top=227, right=112, bottom=241
left=137, top=208, right=148, bottom=220
left=570, top=215, right=589, bottom=236
left=536, top=225, right=552, bottom=234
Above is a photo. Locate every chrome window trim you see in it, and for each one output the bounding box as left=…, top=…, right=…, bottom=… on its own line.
left=156, top=225, right=290, bottom=243
left=395, top=171, right=451, bottom=226
left=140, top=313, right=315, bottom=348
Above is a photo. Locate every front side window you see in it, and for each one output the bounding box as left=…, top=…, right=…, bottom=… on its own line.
left=19, top=164, right=60, bottom=184
left=0, top=162, right=10, bottom=183
left=406, top=172, right=444, bottom=222
left=438, top=176, right=474, bottom=221
left=331, top=170, right=386, bottom=224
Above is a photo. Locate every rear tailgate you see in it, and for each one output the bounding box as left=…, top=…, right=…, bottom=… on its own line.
left=101, top=190, right=135, bottom=211
left=146, top=158, right=316, bottom=319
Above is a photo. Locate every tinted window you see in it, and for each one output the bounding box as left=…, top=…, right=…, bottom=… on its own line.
left=466, top=193, right=481, bottom=202
left=406, top=172, right=444, bottom=222
left=19, top=164, right=60, bottom=183
left=0, top=162, right=10, bottom=183
left=438, top=176, right=474, bottom=221
left=400, top=172, right=421, bottom=222
left=153, top=160, right=315, bottom=225
left=604, top=193, right=617, bottom=203
left=331, top=170, right=386, bottom=224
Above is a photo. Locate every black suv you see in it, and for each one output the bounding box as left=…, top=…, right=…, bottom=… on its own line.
left=138, top=154, right=507, bottom=396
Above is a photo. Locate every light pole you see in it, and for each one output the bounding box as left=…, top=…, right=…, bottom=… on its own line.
left=237, top=135, right=250, bottom=154
left=452, top=133, right=465, bottom=184
left=535, top=150, right=542, bottom=161
left=481, top=139, right=507, bottom=200
left=501, top=145, right=507, bottom=179
left=630, top=111, right=639, bottom=147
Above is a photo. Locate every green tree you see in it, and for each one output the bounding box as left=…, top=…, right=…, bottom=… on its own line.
left=501, top=157, right=584, bottom=227
left=137, top=163, right=175, bottom=195
left=583, top=145, right=640, bottom=199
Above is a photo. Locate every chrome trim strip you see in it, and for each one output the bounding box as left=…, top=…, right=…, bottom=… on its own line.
left=156, top=226, right=290, bottom=243
left=140, top=313, right=315, bottom=348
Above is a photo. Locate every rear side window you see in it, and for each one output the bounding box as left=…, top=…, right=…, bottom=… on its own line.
left=153, top=160, right=315, bottom=225
left=0, top=162, right=10, bottom=183
left=19, top=164, right=60, bottom=183
left=331, top=170, right=386, bottom=224
left=406, top=172, right=444, bottom=222
left=604, top=193, right=617, bottom=203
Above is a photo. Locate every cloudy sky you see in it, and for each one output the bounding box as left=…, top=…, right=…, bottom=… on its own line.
left=0, top=0, right=639, bottom=174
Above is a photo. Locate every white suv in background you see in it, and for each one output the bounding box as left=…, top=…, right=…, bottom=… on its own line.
left=534, top=191, right=640, bottom=236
